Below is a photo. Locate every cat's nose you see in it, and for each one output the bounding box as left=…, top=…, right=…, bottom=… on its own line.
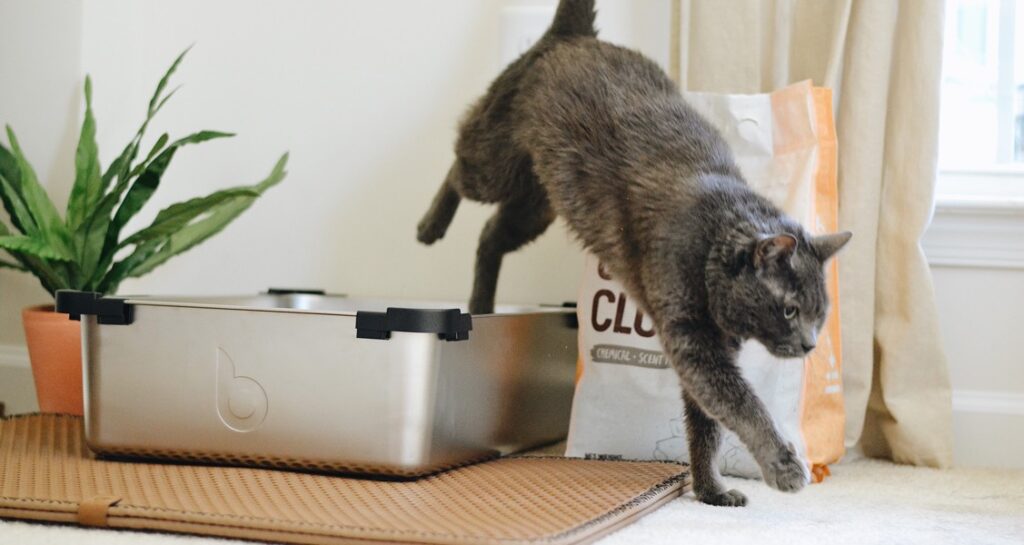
left=801, top=342, right=816, bottom=353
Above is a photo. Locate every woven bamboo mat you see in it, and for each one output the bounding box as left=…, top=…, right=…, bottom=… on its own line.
left=0, top=415, right=688, bottom=545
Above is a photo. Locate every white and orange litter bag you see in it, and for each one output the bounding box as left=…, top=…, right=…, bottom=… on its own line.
left=565, top=81, right=844, bottom=482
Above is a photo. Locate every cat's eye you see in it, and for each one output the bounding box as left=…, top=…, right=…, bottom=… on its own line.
left=784, top=306, right=799, bottom=320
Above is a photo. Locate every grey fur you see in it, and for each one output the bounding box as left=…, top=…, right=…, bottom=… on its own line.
left=417, top=0, right=851, bottom=506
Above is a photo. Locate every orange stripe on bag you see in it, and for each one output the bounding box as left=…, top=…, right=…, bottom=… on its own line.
left=801, top=86, right=844, bottom=479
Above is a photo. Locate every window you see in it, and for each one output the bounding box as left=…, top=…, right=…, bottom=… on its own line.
left=939, top=0, right=1024, bottom=204
left=941, top=0, right=1018, bottom=167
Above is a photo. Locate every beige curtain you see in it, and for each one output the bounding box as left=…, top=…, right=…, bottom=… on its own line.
left=670, top=0, right=953, bottom=467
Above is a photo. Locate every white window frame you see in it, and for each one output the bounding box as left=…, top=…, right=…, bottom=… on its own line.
left=930, top=171, right=1024, bottom=270
left=993, top=0, right=1015, bottom=163
left=927, top=0, right=1024, bottom=270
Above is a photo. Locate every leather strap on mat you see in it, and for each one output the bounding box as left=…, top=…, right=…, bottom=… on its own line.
left=0, top=415, right=689, bottom=545
left=78, top=495, right=121, bottom=527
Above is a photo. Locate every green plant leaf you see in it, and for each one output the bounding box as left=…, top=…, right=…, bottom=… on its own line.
left=93, top=130, right=233, bottom=270
left=24, top=259, right=65, bottom=295
left=103, top=153, right=287, bottom=289
left=95, top=239, right=159, bottom=294
left=2, top=137, right=79, bottom=291
left=73, top=172, right=135, bottom=284
left=98, top=47, right=190, bottom=198
left=4, top=129, right=75, bottom=283
left=0, top=223, right=27, bottom=271
left=171, top=130, right=235, bottom=148
left=148, top=46, right=191, bottom=116
left=0, top=235, right=73, bottom=262
left=110, top=131, right=234, bottom=238
left=120, top=187, right=259, bottom=247
left=83, top=47, right=202, bottom=283
left=78, top=130, right=234, bottom=286
left=0, top=221, right=66, bottom=293
left=99, top=147, right=130, bottom=196
left=0, top=142, right=34, bottom=234
left=124, top=202, right=249, bottom=279
left=66, top=76, right=103, bottom=231
left=16, top=251, right=68, bottom=295
left=103, top=87, right=180, bottom=191
left=4, top=127, right=65, bottom=235
left=0, top=173, right=38, bottom=235
left=0, top=258, right=26, bottom=271
left=132, top=133, right=170, bottom=178
left=0, top=223, right=25, bottom=270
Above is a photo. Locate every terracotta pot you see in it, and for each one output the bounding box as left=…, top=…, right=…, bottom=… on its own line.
left=22, top=305, right=83, bottom=415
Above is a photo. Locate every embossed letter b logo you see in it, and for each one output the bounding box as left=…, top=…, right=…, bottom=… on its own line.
left=216, top=348, right=268, bottom=433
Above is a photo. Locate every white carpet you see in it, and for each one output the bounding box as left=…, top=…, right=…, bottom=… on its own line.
left=603, top=459, right=1024, bottom=545
left=1, top=459, right=1022, bottom=545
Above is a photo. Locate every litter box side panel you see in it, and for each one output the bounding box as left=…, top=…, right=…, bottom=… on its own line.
left=433, top=312, right=578, bottom=455
left=80, top=303, right=452, bottom=475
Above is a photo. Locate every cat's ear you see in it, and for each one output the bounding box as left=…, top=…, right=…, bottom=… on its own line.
left=811, top=231, right=853, bottom=262
left=754, top=234, right=798, bottom=269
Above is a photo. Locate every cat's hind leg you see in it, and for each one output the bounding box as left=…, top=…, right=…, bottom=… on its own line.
left=417, top=161, right=463, bottom=245
left=684, top=392, right=748, bottom=507
left=469, top=190, right=555, bottom=314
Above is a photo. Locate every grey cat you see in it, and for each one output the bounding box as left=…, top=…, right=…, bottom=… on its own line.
left=417, top=0, right=851, bottom=506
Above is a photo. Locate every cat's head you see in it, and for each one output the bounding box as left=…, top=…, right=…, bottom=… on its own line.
left=708, top=229, right=852, bottom=359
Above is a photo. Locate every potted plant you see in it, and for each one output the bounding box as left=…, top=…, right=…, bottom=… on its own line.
left=0, top=48, right=288, bottom=415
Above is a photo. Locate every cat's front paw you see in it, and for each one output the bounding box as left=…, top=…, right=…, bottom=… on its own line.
left=696, top=488, right=748, bottom=507
left=760, top=444, right=809, bottom=493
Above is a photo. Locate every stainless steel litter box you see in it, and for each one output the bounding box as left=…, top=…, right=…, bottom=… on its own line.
left=56, top=290, right=578, bottom=477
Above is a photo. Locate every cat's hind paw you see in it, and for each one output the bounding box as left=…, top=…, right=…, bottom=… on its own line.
left=696, top=489, right=748, bottom=507
left=416, top=221, right=446, bottom=245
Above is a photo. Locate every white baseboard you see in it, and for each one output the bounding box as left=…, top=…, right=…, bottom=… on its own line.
left=0, top=343, right=35, bottom=415
left=952, top=410, right=1024, bottom=469
left=0, top=343, right=29, bottom=369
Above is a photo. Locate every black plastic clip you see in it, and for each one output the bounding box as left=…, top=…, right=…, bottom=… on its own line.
left=55, top=290, right=134, bottom=325
left=562, top=301, right=579, bottom=330
left=265, top=288, right=327, bottom=296
left=540, top=302, right=579, bottom=330
left=356, top=308, right=472, bottom=342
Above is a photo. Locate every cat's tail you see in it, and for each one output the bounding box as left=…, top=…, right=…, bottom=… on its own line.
left=417, top=162, right=462, bottom=245
left=548, top=0, right=597, bottom=38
